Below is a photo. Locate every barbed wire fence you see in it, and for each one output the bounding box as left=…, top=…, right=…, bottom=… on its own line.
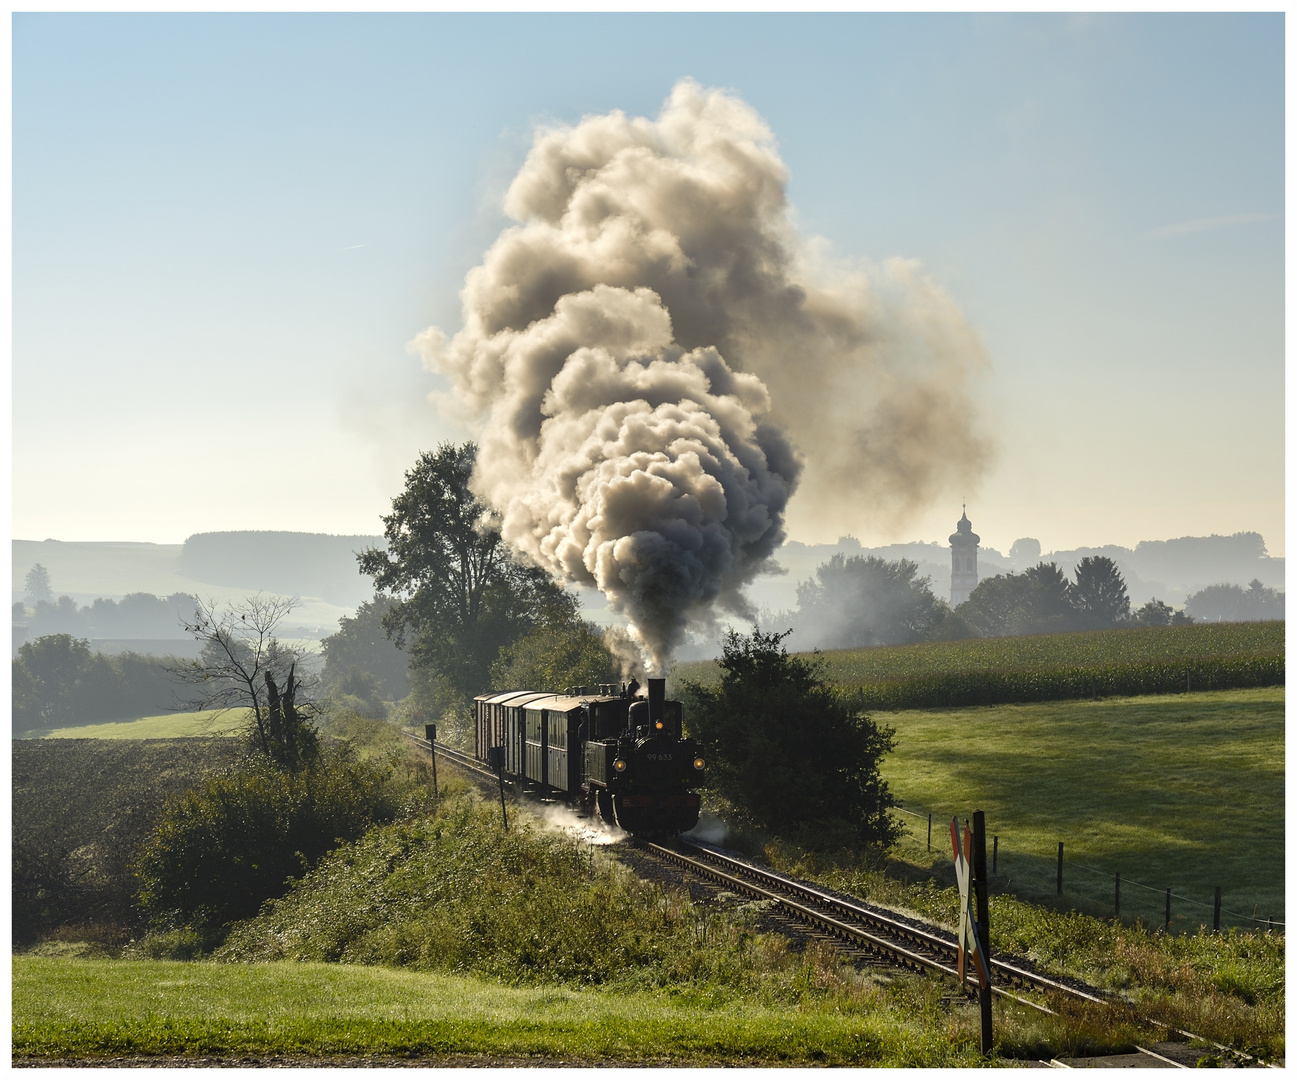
left=892, top=805, right=1284, bottom=935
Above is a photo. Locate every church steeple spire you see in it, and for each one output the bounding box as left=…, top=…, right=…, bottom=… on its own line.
left=949, top=507, right=980, bottom=606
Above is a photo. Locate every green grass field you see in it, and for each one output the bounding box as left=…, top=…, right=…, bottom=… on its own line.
left=40, top=709, right=250, bottom=740
left=11, top=957, right=989, bottom=1066
left=875, top=687, right=1284, bottom=932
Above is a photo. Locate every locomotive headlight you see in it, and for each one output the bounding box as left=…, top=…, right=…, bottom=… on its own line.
left=693, top=757, right=705, bottom=771
left=654, top=720, right=664, bottom=730
left=614, top=758, right=628, bottom=772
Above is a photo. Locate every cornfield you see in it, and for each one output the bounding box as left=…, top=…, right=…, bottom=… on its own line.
left=674, top=623, right=1284, bottom=710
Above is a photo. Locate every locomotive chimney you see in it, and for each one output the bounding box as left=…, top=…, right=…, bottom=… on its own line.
left=648, top=678, right=665, bottom=728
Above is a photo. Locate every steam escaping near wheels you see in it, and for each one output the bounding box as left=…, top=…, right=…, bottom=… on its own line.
left=416, top=78, right=991, bottom=673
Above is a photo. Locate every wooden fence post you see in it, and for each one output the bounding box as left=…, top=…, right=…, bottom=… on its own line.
left=1056, top=843, right=1063, bottom=894
left=1115, top=872, right=1120, bottom=918
left=927, top=813, right=932, bottom=852
left=992, top=835, right=998, bottom=874
left=1213, top=887, right=1221, bottom=932
left=1165, top=888, right=1171, bottom=930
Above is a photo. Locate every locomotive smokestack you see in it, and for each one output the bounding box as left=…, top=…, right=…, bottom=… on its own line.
left=648, top=678, right=666, bottom=728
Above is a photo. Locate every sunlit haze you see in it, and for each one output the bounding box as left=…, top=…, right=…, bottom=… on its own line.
left=13, top=13, right=1284, bottom=558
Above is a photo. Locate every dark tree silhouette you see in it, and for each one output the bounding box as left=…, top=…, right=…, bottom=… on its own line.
left=1069, top=556, right=1130, bottom=628
left=171, top=595, right=319, bottom=770
left=683, top=629, right=899, bottom=846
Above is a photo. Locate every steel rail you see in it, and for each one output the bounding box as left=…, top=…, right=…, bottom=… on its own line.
left=635, top=838, right=1077, bottom=1014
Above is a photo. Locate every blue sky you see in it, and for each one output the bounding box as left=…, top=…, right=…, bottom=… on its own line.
left=12, top=13, right=1285, bottom=556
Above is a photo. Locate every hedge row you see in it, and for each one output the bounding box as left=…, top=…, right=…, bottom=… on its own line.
left=846, top=655, right=1285, bottom=712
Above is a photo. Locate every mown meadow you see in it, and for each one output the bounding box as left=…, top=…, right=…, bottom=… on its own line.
left=38, top=708, right=250, bottom=740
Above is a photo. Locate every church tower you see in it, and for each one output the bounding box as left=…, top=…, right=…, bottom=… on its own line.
left=949, top=506, right=980, bottom=607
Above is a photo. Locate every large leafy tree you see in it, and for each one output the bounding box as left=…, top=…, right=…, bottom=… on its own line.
left=960, top=561, right=1074, bottom=637
left=12, top=634, right=95, bottom=732
left=1069, top=556, right=1130, bottom=628
left=683, top=629, right=899, bottom=847
left=791, top=554, right=946, bottom=649
left=357, top=443, right=573, bottom=708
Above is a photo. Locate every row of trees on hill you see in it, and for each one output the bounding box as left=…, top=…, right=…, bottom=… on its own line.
left=14, top=590, right=199, bottom=640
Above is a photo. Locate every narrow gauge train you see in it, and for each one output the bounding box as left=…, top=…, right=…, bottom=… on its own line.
left=473, top=677, right=704, bottom=836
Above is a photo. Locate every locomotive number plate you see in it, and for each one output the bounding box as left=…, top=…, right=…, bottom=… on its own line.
left=646, top=753, right=673, bottom=761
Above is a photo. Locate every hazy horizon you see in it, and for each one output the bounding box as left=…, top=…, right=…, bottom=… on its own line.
left=14, top=14, right=1284, bottom=559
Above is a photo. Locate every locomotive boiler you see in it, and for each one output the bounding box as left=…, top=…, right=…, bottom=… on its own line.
left=473, top=677, right=704, bottom=836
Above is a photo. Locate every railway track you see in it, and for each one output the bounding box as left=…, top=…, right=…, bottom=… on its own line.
left=405, top=732, right=1274, bottom=1066
left=633, top=835, right=1100, bottom=1013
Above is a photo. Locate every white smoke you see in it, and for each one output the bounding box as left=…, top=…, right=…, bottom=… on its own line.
left=416, top=78, right=991, bottom=672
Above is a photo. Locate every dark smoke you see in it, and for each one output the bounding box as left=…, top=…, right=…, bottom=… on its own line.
left=415, top=79, right=991, bottom=671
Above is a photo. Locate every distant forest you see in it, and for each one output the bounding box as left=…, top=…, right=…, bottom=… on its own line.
left=179, top=531, right=382, bottom=608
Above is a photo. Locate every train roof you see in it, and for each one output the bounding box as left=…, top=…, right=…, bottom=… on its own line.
left=475, top=690, right=545, bottom=706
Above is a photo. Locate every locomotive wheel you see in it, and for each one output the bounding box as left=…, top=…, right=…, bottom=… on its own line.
left=597, top=789, right=615, bottom=824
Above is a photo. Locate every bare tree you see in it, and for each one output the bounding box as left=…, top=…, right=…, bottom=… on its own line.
left=171, top=595, right=319, bottom=769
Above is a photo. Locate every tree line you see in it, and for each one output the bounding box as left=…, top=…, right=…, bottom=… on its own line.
left=14, top=583, right=199, bottom=641
left=778, top=552, right=1282, bottom=652
left=12, top=636, right=185, bottom=734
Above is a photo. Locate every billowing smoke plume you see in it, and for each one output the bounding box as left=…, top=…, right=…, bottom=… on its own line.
left=416, top=79, right=991, bottom=672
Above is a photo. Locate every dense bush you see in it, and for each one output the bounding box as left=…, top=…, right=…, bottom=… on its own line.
left=682, top=630, right=899, bottom=847
left=489, top=614, right=620, bottom=692
left=135, top=748, right=405, bottom=931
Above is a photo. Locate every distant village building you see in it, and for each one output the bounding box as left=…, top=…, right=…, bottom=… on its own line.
left=949, top=507, right=980, bottom=607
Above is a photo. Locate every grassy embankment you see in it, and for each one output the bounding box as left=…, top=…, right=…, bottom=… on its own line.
left=671, top=622, right=1284, bottom=709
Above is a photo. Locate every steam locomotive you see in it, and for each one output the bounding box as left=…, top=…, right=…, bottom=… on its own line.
left=473, top=677, right=704, bottom=836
